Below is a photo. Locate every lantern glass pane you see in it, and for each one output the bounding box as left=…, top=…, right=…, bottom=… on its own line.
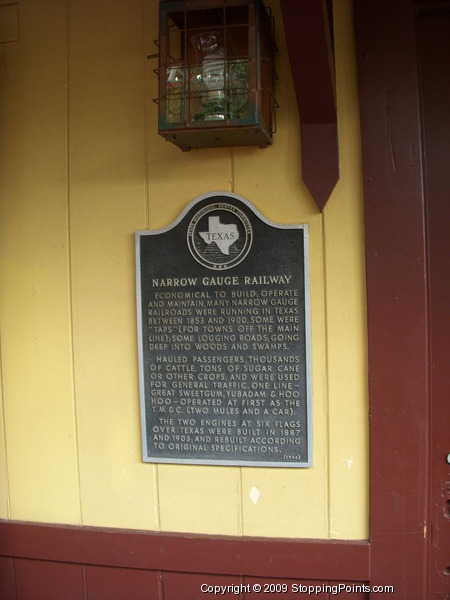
left=166, top=14, right=185, bottom=123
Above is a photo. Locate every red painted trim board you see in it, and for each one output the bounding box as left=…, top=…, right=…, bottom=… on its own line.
left=0, top=521, right=370, bottom=582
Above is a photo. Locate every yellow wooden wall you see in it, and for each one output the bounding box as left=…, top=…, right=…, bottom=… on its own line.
left=0, top=0, right=368, bottom=539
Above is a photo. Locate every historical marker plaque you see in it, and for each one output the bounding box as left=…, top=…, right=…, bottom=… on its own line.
left=136, top=193, right=312, bottom=467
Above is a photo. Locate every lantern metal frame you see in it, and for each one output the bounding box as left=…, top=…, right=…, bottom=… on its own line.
left=156, top=0, right=277, bottom=151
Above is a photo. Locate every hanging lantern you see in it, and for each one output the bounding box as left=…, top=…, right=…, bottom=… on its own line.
left=156, top=0, right=277, bottom=151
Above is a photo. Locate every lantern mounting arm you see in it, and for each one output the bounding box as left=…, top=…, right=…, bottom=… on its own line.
left=280, top=0, right=339, bottom=211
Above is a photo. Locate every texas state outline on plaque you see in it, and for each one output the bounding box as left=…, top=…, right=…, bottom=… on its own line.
left=199, top=216, right=238, bottom=255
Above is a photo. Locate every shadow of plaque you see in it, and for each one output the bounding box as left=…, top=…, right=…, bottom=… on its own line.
left=136, top=193, right=312, bottom=467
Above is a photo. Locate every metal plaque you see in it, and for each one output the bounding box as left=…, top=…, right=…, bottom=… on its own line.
left=136, top=193, right=312, bottom=467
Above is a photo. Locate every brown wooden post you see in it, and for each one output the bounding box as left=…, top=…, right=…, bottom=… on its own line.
left=355, top=0, right=429, bottom=596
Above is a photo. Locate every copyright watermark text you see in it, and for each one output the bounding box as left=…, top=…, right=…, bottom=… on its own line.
left=200, top=582, right=394, bottom=595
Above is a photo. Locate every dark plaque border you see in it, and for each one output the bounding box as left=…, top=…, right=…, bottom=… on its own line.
left=136, top=192, right=312, bottom=467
